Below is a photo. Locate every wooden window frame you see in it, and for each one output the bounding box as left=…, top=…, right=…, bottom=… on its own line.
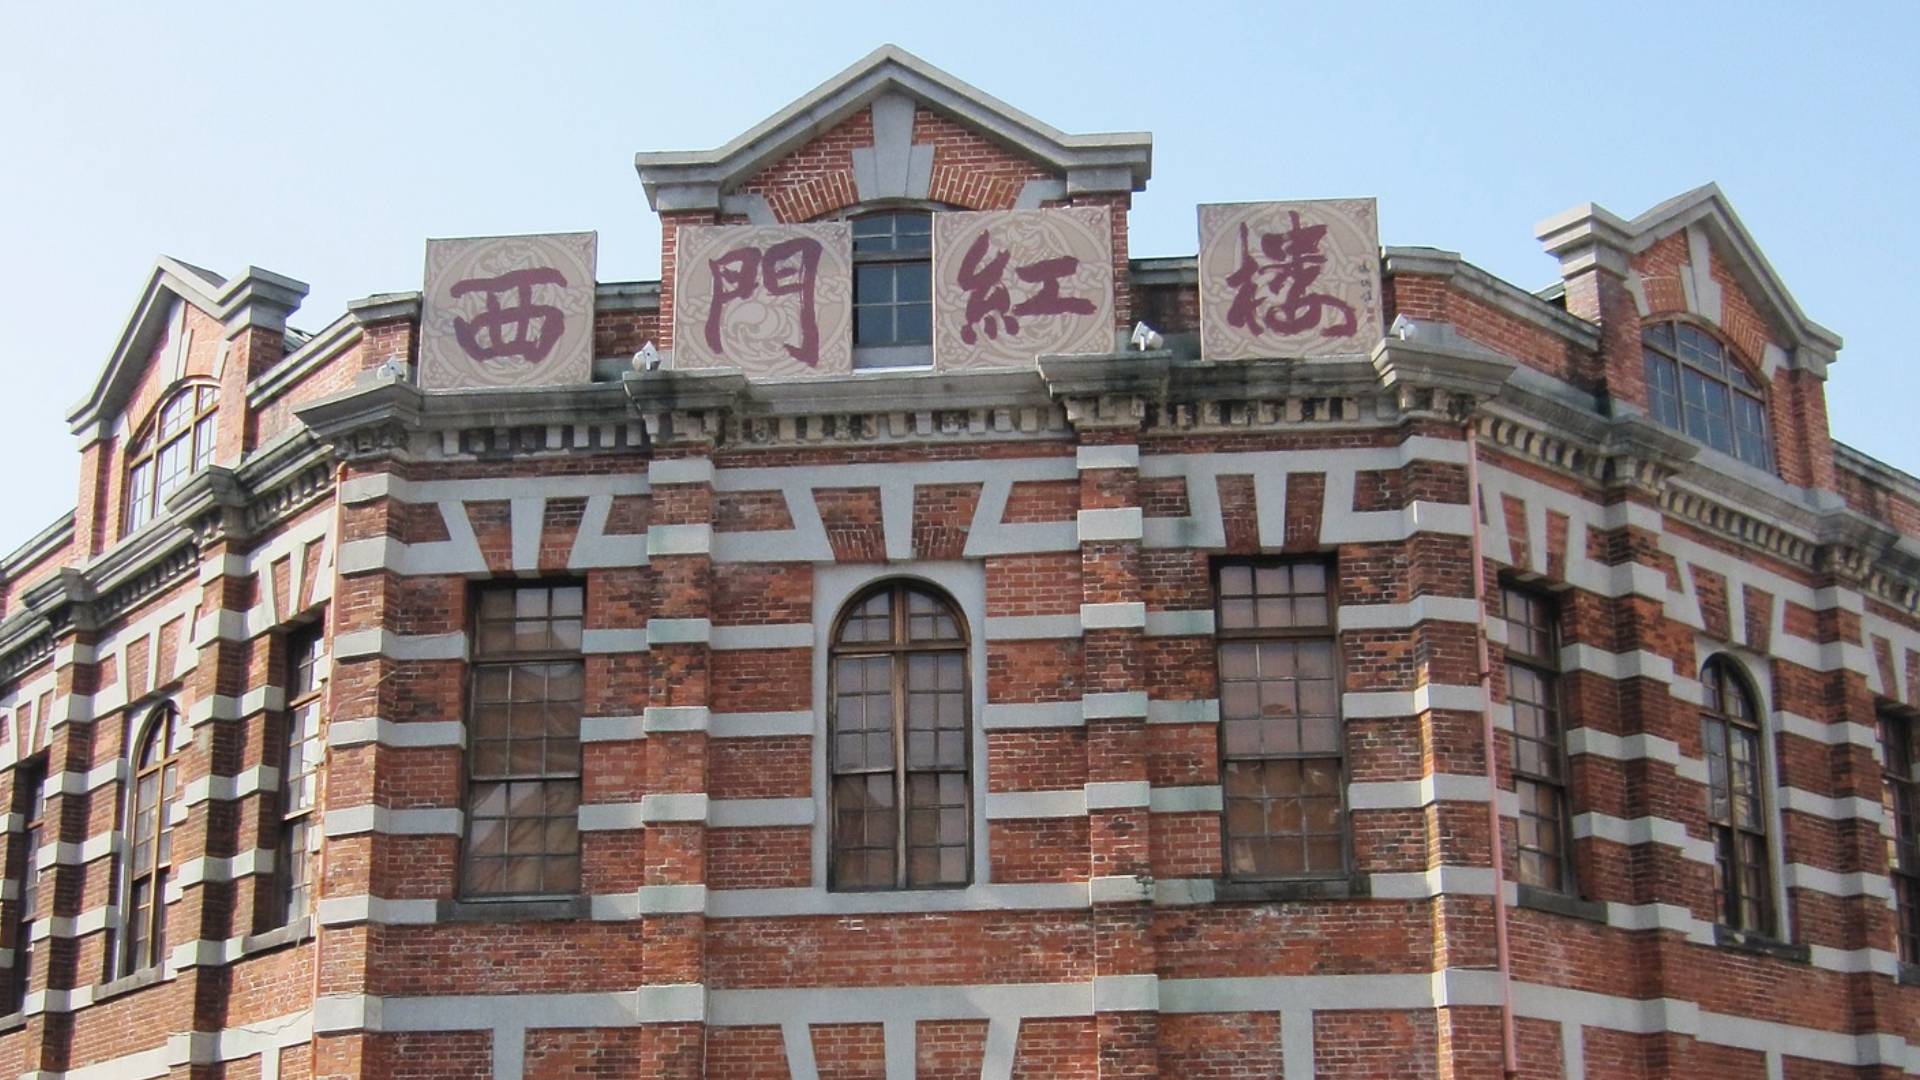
left=123, top=382, right=219, bottom=536
left=827, top=580, right=973, bottom=892
left=1882, top=708, right=1920, bottom=966
left=459, top=582, right=585, bottom=899
left=1213, top=557, right=1348, bottom=882
left=274, top=622, right=326, bottom=927
left=118, top=707, right=180, bottom=977
left=1641, top=320, right=1772, bottom=472
left=1502, top=585, right=1575, bottom=894
left=7, top=756, right=45, bottom=1013
left=1700, top=656, right=1776, bottom=936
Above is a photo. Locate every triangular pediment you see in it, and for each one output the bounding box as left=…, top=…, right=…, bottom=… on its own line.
left=634, top=45, right=1151, bottom=213
left=1537, top=184, right=1842, bottom=371
left=68, top=257, right=307, bottom=438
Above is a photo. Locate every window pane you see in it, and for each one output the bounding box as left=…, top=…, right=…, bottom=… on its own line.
left=1644, top=352, right=1682, bottom=430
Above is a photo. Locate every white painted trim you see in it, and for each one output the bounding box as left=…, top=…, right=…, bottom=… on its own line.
left=1081, top=691, right=1149, bottom=720
left=331, top=629, right=465, bottom=662
left=322, top=805, right=463, bottom=837
left=639, top=793, right=709, bottom=824
left=710, top=622, right=812, bottom=649
left=1079, top=601, right=1146, bottom=629
left=647, top=524, right=713, bottom=557
left=1077, top=507, right=1143, bottom=542
left=646, top=618, right=712, bottom=645
left=1146, top=698, right=1219, bottom=725
left=642, top=705, right=711, bottom=734
left=328, top=717, right=465, bottom=749
left=578, top=802, right=647, bottom=831
left=648, top=458, right=713, bottom=485
left=711, top=711, right=814, bottom=738
left=1143, top=608, right=1214, bottom=637
left=705, top=882, right=1088, bottom=918
left=1084, top=780, right=1151, bottom=810
left=984, top=789, right=1086, bottom=819
left=579, top=715, right=647, bottom=742
left=980, top=701, right=1084, bottom=729
left=1337, top=595, right=1482, bottom=629
left=1076, top=444, right=1139, bottom=470
left=708, top=798, right=814, bottom=828
left=581, top=628, right=650, bottom=654
left=1092, top=973, right=1158, bottom=1012
left=984, top=614, right=1081, bottom=640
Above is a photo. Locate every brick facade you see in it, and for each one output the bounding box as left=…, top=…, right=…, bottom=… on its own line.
left=0, top=45, right=1915, bottom=1080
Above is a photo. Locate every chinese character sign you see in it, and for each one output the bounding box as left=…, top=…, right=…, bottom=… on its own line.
left=420, top=233, right=597, bottom=391
left=1197, top=200, right=1382, bottom=361
left=673, top=223, right=854, bottom=377
left=933, top=207, right=1115, bottom=371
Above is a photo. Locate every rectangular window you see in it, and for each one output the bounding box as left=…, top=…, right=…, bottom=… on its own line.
left=1215, top=560, right=1344, bottom=880
left=1883, top=711, right=1920, bottom=965
left=8, top=758, right=44, bottom=1013
left=462, top=583, right=584, bottom=897
left=276, top=624, right=325, bottom=926
left=852, top=212, right=933, bottom=368
left=1503, top=587, right=1572, bottom=893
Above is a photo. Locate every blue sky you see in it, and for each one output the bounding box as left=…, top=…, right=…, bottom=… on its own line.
left=1, top=2, right=1914, bottom=554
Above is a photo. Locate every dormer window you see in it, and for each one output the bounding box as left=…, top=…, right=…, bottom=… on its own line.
left=124, top=383, right=218, bottom=534
left=852, top=211, right=932, bottom=369
left=1642, top=322, right=1772, bottom=471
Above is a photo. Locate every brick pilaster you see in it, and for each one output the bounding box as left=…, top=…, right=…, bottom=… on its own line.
left=1075, top=425, right=1160, bottom=1079
left=640, top=438, right=717, bottom=1077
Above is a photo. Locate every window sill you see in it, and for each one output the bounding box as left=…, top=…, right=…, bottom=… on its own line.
left=440, top=896, right=588, bottom=923
left=240, top=916, right=313, bottom=956
left=95, top=965, right=165, bottom=1002
left=0, top=1011, right=22, bottom=1035
left=1213, top=876, right=1367, bottom=903
left=1514, top=883, right=1608, bottom=924
left=1712, top=924, right=1811, bottom=964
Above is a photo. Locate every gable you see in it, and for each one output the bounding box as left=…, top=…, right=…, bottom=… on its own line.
left=733, top=96, right=1066, bottom=222
left=1535, top=184, right=1841, bottom=376
left=635, top=45, right=1150, bottom=217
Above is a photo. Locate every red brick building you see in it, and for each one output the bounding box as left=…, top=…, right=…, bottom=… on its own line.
left=0, top=45, right=1916, bottom=1079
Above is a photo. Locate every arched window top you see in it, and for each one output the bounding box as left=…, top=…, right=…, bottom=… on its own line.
left=829, top=579, right=971, bottom=891
left=132, top=704, right=180, bottom=767
left=1701, top=654, right=1760, bottom=722
left=1642, top=320, right=1772, bottom=471
left=123, top=381, right=220, bottom=536
left=834, top=579, right=966, bottom=648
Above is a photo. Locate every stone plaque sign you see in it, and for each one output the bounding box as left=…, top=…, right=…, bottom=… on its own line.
left=420, top=232, right=597, bottom=391
left=1197, top=199, right=1382, bottom=361
left=673, top=223, right=853, bottom=377
left=933, top=207, right=1114, bottom=371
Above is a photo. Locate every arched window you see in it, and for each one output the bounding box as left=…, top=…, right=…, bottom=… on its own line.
left=828, top=581, right=970, bottom=890
left=1641, top=322, right=1772, bottom=471
left=120, top=707, right=180, bottom=974
left=1700, top=657, right=1773, bottom=934
left=851, top=210, right=933, bottom=369
left=124, top=382, right=219, bottom=534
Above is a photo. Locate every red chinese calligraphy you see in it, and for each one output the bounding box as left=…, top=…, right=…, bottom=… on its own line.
left=450, top=268, right=569, bottom=364
left=956, top=232, right=1096, bottom=346
left=1224, top=212, right=1357, bottom=339
left=706, top=237, right=825, bottom=367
